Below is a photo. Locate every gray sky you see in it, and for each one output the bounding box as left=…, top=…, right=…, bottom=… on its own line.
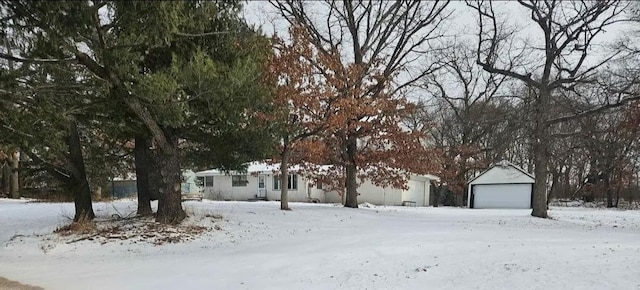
left=243, top=1, right=630, bottom=42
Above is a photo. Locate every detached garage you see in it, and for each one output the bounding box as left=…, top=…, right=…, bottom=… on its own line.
left=467, top=160, right=535, bottom=209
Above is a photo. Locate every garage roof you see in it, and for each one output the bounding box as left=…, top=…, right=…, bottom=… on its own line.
left=468, top=160, right=535, bottom=185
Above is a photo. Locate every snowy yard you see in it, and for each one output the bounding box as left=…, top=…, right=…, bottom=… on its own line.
left=1, top=199, right=639, bottom=290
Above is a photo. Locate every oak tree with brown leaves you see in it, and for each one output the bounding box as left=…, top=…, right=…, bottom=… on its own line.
left=271, top=0, right=450, bottom=207
left=312, top=61, right=438, bottom=205
left=265, top=26, right=334, bottom=210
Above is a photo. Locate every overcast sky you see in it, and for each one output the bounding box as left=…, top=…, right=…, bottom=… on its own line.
left=242, top=1, right=631, bottom=41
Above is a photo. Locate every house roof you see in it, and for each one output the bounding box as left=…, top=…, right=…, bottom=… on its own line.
left=468, top=160, right=534, bottom=185
left=195, top=161, right=313, bottom=176
left=195, top=161, right=440, bottom=181
left=421, top=174, right=440, bottom=181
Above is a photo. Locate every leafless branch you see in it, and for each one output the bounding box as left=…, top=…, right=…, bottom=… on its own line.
left=174, top=31, right=230, bottom=37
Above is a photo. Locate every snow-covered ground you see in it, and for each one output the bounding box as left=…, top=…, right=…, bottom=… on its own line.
left=1, top=199, right=639, bottom=290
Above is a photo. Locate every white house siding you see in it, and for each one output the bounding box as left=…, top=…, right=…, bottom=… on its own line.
left=322, top=176, right=432, bottom=207
left=307, top=184, right=329, bottom=203
left=203, top=175, right=233, bottom=200
left=423, top=179, right=432, bottom=206
left=402, top=180, right=426, bottom=206
left=232, top=174, right=259, bottom=200
left=325, top=191, right=343, bottom=204
left=356, top=180, right=404, bottom=206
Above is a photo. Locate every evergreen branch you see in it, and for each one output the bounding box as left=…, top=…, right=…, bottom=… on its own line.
left=0, top=52, right=75, bottom=64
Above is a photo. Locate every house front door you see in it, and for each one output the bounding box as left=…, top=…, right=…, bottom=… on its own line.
left=257, top=175, right=267, bottom=198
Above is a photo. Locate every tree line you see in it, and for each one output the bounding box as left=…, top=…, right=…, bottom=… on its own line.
left=0, top=1, right=639, bottom=225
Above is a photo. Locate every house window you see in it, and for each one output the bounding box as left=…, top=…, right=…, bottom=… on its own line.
left=274, top=174, right=298, bottom=190
left=288, top=174, right=297, bottom=190
left=204, top=176, right=214, bottom=187
left=232, top=175, right=248, bottom=187
left=316, top=182, right=323, bottom=190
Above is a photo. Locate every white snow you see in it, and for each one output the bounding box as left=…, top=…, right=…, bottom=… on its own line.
left=195, top=161, right=310, bottom=176
left=1, top=199, right=639, bottom=290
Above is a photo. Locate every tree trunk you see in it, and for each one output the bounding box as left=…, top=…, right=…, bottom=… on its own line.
left=531, top=89, right=550, bottom=218
left=563, top=164, right=571, bottom=199
left=280, top=146, right=291, bottom=211
left=548, top=169, right=560, bottom=205
left=432, top=184, right=443, bottom=207
left=67, top=121, right=95, bottom=222
left=135, top=135, right=153, bottom=216
left=1, top=162, right=10, bottom=196
left=605, top=174, right=614, bottom=208
left=155, top=128, right=186, bottom=224
left=9, top=151, right=19, bottom=199
left=344, top=136, right=358, bottom=208
left=532, top=147, right=549, bottom=217
left=457, top=153, right=469, bottom=207
left=148, top=149, right=159, bottom=201
left=614, top=178, right=621, bottom=208
left=455, top=167, right=465, bottom=206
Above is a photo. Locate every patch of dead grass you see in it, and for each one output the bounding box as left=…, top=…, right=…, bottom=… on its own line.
left=0, top=276, right=44, bottom=290
left=54, top=219, right=96, bottom=236
left=54, top=213, right=222, bottom=246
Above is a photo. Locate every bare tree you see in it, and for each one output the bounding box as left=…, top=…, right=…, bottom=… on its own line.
left=405, top=39, right=519, bottom=206
left=421, top=40, right=518, bottom=206
left=271, top=0, right=451, bottom=208
left=577, top=106, right=639, bottom=207
left=467, top=0, right=634, bottom=217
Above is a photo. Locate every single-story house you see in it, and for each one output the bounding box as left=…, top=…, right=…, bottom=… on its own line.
left=194, top=162, right=439, bottom=207
left=467, top=160, right=535, bottom=209
left=195, top=162, right=325, bottom=202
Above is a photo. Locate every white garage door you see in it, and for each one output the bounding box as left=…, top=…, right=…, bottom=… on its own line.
left=403, top=180, right=425, bottom=206
left=473, top=184, right=532, bottom=209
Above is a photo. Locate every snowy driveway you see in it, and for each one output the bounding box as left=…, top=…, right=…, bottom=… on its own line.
left=1, top=199, right=639, bottom=290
